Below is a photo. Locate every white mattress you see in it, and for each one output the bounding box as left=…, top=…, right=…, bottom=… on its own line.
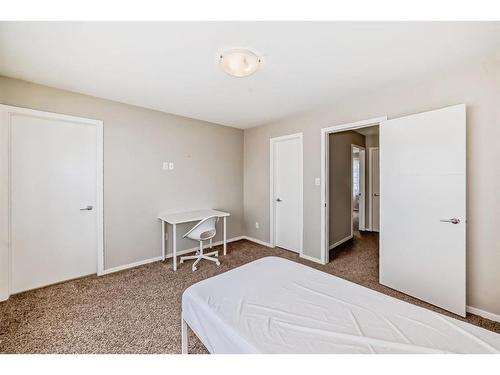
left=182, top=256, right=500, bottom=354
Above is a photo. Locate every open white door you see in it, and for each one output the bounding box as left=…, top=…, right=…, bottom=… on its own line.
left=380, top=104, right=466, bottom=316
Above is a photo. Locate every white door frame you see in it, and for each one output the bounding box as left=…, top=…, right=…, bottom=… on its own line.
left=320, top=116, right=387, bottom=265
left=270, top=133, right=303, bottom=256
left=0, top=104, right=104, bottom=301
left=351, top=144, right=366, bottom=232
left=368, top=147, right=380, bottom=231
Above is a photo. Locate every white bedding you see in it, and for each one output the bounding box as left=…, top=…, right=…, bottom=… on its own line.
left=181, top=256, right=500, bottom=353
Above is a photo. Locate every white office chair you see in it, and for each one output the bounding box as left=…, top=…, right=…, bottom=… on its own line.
left=179, top=215, right=220, bottom=271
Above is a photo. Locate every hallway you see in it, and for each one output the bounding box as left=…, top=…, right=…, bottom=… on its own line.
left=329, top=216, right=380, bottom=286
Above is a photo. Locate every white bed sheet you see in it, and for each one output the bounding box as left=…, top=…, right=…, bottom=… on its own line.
left=182, top=256, right=500, bottom=354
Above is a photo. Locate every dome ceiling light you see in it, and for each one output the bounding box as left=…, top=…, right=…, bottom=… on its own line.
left=219, top=49, right=262, bottom=78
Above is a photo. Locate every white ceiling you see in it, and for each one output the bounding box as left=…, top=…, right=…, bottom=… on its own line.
left=1, top=22, right=499, bottom=129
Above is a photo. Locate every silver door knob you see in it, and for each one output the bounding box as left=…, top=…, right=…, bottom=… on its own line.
left=80, top=205, right=93, bottom=211
left=276, top=198, right=282, bottom=202
left=440, top=218, right=460, bottom=224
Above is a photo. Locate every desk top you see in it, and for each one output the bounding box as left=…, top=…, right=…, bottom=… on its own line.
left=158, top=209, right=230, bottom=224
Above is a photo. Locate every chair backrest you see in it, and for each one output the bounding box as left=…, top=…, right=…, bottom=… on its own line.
left=183, top=215, right=219, bottom=241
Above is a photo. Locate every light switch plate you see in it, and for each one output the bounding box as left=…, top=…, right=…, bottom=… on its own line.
left=315, top=177, right=321, bottom=186
left=162, top=162, right=169, bottom=170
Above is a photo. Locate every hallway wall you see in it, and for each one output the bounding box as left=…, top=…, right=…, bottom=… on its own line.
left=329, top=131, right=365, bottom=247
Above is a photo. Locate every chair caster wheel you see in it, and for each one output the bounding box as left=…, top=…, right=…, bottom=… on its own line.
left=192, top=266, right=197, bottom=272
left=180, top=260, right=183, bottom=264
left=216, top=261, right=221, bottom=266
left=215, top=254, right=218, bottom=257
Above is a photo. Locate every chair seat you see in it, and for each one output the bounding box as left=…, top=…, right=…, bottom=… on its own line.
left=202, top=229, right=216, bottom=239
left=182, top=216, right=220, bottom=271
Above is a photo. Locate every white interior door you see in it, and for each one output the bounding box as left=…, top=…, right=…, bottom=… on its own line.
left=272, top=135, right=303, bottom=253
left=371, top=148, right=380, bottom=232
left=380, top=104, right=466, bottom=316
left=10, top=111, right=99, bottom=293
left=356, top=147, right=366, bottom=231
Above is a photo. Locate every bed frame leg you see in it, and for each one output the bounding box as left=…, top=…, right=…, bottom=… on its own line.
left=181, top=313, right=188, bottom=354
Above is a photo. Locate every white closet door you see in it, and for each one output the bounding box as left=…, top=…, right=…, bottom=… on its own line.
left=11, top=112, right=98, bottom=293
left=273, top=136, right=302, bottom=253
left=380, top=104, right=466, bottom=316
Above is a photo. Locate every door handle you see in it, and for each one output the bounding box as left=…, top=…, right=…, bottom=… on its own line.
left=440, top=218, right=460, bottom=224
left=276, top=198, right=282, bottom=202
left=80, top=205, right=93, bottom=211
left=373, top=193, right=380, bottom=197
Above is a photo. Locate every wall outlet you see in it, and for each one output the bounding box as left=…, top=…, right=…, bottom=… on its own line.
left=255, top=222, right=259, bottom=229
left=162, top=161, right=175, bottom=170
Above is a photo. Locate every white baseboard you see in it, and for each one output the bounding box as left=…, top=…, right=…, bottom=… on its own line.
left=300, top=253, right=324, bottom=265
left=241, top=236, right=274, bottom=248
left=466, top=305, right=500, bottom=323
left=102, top=256, right=163, bottom=275
left=102, top=236, right=295, bottom=276
left=242, top=236, right=323, bottom=265
left=102, top=236, right=245, bottom=275
left=329, top=234, right=353, bottom=250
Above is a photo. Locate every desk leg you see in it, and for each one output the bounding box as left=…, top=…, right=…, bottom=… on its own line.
left=173, top=223, right=177, bottom=271
left=161, top=220, right=166, bottom=261
left=223, top=216, right=227, bottom=256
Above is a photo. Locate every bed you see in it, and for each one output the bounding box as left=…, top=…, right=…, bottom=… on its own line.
left=181, top=256, right=500, bottom=354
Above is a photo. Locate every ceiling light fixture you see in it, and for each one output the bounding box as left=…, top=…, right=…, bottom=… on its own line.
left=219, top=49, right=261, bottom=78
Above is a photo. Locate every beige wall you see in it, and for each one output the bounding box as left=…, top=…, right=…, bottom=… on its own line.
left=243, top=59, right=500, bottom=315
left=0, top=76, right=244, bottom=270
left=329, top=131, right=365, bottom=246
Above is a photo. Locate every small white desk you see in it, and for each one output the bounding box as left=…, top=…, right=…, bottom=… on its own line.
left=158, top=209, right=230, bottom=271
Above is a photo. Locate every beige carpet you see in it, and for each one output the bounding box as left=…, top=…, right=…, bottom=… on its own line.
left=1, top=239, right=499, bottom=353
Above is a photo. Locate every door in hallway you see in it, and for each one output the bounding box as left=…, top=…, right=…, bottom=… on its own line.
left=370, top=148, right=380, bottom=232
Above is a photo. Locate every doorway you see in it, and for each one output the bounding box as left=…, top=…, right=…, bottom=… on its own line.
left=327, top=126, right=380, bottom=261
left=270, top=133, right=303, bottom=255
left=321, top=105, right=467, bottom=317
left=321, top=117, right=385, bottom=264
left=352, top=145, right=366, bottom=232
left=0, top=105, right=103, bottom=301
